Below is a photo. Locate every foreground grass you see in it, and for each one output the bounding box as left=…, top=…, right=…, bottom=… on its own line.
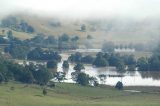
left=0, top=82, right=160, bottom=106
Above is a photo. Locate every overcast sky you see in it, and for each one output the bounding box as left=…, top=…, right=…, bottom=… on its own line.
left=1, top=0, right=160, bottom=18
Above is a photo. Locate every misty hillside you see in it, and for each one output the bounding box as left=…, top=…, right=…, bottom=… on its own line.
left=0, top=13, right=160, bottom=45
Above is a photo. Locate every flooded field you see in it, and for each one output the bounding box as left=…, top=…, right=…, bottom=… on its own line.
left=57, top=53, right=160, bottom=86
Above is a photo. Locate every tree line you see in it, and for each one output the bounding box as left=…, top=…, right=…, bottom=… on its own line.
left=68, top=51, right=160, bottom=71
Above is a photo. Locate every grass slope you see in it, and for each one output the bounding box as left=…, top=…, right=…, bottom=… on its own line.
left=1, top=13, right=156, bottom=45
left=0, top=82, right=160, bottom=106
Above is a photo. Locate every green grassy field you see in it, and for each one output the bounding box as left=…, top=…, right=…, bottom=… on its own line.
left=0, top=82, right=160, bottom=106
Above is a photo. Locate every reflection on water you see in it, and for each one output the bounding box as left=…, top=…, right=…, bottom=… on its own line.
left=57, top=53, right=160, bottom=86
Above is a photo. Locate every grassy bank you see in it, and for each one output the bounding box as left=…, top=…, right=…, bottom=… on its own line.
left=0, top=82, right=160, bottom=106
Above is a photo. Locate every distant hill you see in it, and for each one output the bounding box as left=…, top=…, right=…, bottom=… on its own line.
left=0, top=13, right=160, bottom=47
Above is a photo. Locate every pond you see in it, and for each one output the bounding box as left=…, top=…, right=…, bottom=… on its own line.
left=57, top=53, right=160, bottom=86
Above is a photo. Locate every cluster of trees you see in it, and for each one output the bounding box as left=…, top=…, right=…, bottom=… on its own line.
left=68, top=52, right=136, bottom=71
left=5, top=42, right=62, bottom=61
left=27, top=34, right=58, bottom=46
left=70, top=63, right=98, bottom=86
left=27, top=47, right=61, bottom=61
left=69, top=50, right=160, bottom=72
left=135, top=45, right=160, bottom=71
left=0, top=30, right=15, bottom=44
left=5, top=44, right=29, bottom=59
left=24, top=34, right=79, bottom=49
left=0, top=36, right=9, bottom=44
left=68, top=52, right=94, bottom=64
left=137, top=56, right=160, bottom=71
left=1, top=32, right=81, bottom=60
left=58, top=34, right=79, bottom=49
left=1, top=16, right=34, bottom=33
left=0, top=57, right=52, bottom=85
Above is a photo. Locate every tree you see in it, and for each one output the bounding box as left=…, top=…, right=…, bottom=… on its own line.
left=116, top=61, right=126, bottom=72
left=73, top=63, right=85, bottom=72
left=1, top=16, right=17, bottom=28
left=27, top=48, right=61, bottom=61
left=137, top=57, right=149, bottom=71
left=5, top=44, right=29, bottom=59
left=149, top=55, right=160, bottom=71
left=108, top=53, right=122, bottom=66
left=68, top=52, right=82, bottom=63
left=122, top=55, right=136, bottom=66
left=62, top=60, right=69, bottom=69
left=81, top=55, right=94, bottom=64
left=115, top=81, right=123, bottom=90
left=89, top=77, right=99, bottom=86
left=93, top=52, right=108, bottom=67
left=47, top=60, right=57, bottom=69
left=20, top=69, right=34, bottom=83
left=59, top=33, right=70, bottom=42
left=33, top=66, right=52, bottom=85
left=54, top=72, right=66, bottom=82
left=76, top=73, right=89, bottom=86
left=93, top=57, right=108, bottom=67
left=7, top=30, right=14, bottom=40
left=71, top=72, right=78, bottom=81
left=98, top=74, right=107, bottom=84
left=45, top=36, right=57, bottom=45
left=27, top=25, right=34, bottom=33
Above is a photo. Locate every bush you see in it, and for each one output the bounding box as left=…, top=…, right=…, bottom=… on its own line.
left=115, top=81, right=123, bottom=90
left=43, top=88, right=47, bottom=96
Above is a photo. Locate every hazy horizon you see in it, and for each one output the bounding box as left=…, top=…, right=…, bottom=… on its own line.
left=1, top=0, right=160, bottom=19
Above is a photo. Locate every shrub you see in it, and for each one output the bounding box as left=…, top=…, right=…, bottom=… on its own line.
left=115, top=81, right=123, bottom=90
left=43, top=88, right=47, bottom=96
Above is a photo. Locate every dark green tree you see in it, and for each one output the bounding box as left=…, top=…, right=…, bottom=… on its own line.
left=81, top=55, right=94, bottom=64
left=115, top=81, right=123, bottom=90
left=47, top=60, right=57, bottom=69
left=62, top=60, right=69, bottom=69
left=73, top=63, right=85, bottom=72
left=59, top=33, right=70, bottom=42
left=76, top=73, right=89, bottom=86
left=137, top=57, right=149, bottom=71
left=33, top=66, right=52, bottom=85
left=68, top=52, right=82, bottom=63
left=93, top=52, right=108, bottom=67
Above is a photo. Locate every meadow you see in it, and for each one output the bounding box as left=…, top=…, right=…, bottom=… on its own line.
left=0, top=82, right=160, bottom=106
